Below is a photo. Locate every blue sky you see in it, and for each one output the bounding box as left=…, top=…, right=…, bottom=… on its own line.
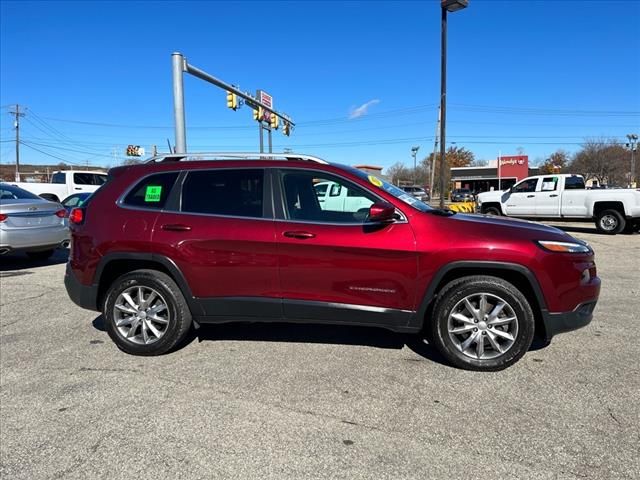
left=1, top=0, right=639, bottom=171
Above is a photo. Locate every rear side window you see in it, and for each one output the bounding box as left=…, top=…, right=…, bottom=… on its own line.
left=123, top=172, right=179, bottom=209
left=74, top=173, right=108, bottom=185
left=565, top=176, right=585, bottom=190
left=52, top=172, right=65, bottom=184
left=181, top=169, right=264, bottom=218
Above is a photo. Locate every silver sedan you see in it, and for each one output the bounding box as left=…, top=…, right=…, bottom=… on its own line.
left=0, top=183, right=69, bottom=260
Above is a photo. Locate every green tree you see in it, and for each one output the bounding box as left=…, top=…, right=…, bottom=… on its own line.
left=539, top=150, right=569, bottom=174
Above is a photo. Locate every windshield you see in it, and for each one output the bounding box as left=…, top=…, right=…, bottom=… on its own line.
left=339, top=166, right=433, bottom=212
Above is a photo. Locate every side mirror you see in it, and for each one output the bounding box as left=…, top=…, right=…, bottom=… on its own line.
left=368, top=202, right=396, bottom=223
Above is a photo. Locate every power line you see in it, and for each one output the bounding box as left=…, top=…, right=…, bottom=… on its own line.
left=19, top=141, right=84, bottom=165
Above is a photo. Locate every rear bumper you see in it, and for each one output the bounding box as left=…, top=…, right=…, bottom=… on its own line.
left=64, top=263, right=99, bottom=311
left=541, top=300, right=597, bottom=341
left=0, top=225, right=69, bottom=250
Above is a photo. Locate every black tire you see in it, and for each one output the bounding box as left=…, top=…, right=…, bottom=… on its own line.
left=26, top=249, right=54, bottom=261
left=103, top=269, right=192, bottom=356
left=426, top=275, right=535, bottom=371
left=595, top=209, right=625, bottom=235
left=484, top=206, right=502, bottom=216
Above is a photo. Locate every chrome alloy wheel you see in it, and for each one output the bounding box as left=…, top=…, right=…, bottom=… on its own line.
left=599, top=214, right=618, bottom=232
left=113, top=286, right=170, bottom=345
left=447, top=293, right=518, bottom=360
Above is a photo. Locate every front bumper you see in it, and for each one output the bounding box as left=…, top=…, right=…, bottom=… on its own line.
left=541, top=300, right=597, bottom=341
left=64, top=263, right=99, bottom=311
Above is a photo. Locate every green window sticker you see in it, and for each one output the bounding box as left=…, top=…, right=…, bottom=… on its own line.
left=144, top=185, right=162, bottom=202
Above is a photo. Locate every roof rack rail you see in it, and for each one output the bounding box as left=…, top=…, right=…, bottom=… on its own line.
left=145, top=152, right=328, bottom=164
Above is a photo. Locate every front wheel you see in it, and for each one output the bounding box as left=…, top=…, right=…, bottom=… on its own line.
left=595, top=209, right=625, bottom=234
left=427, top=276, right=535, bottom=371
left=103, top=269, right=192, bottom=356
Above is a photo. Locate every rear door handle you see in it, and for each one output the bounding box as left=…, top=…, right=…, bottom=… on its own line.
left=527, top=195, right=535, bottom=198
left=283, top=231, right=316, bottom=240
left=549, top=194, right=558, bottom=197
left=161, top=224, right=192, bottom=232
left=74, top=187, right=82, bottom=190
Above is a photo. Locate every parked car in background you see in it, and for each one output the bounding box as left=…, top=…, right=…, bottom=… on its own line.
left=476, top=174, right=640, bottom=234
left=65, top=152, right=600, bottom=371
left=11, top=170, right=107, bottom=203
left=61, top=192, right=92, bottom=226
left=401, top=185, right=430, bottom=202
left=450, top=188, right=474, bottom=202
left=0, top=183, right=69, bottom=259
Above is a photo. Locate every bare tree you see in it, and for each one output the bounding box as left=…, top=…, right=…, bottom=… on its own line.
left=385, top=162, right=412, bottom=185
left=569, top=139, right=628, bottom=186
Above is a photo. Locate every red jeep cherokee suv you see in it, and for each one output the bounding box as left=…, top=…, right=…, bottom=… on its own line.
left=65, top=153, right=600, bottom=371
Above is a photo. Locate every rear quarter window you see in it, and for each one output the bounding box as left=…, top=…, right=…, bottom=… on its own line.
left=122, top=172, right=180, bottom=209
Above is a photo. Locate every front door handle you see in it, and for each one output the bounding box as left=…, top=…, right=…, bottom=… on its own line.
left=527, top=195, right=535, bottom=198
left=549, top=194, right=558, bottom=198
left=161, top=224, right=192, bottom=232
left=74, top=187, right=82, bottom=190
left=283, top=231, right=316, bottom=240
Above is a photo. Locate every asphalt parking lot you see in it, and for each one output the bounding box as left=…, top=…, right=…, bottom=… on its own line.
left=1, top=221, right=638, bottom=480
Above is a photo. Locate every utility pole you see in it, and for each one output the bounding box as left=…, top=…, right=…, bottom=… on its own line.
left=430, top=106, right=441, bottom=198
left=626, top=134, right=638, bottom=188
left=9, top=104, right=25, bottom=181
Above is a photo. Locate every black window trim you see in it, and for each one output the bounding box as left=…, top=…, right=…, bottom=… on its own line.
left=273, top=167, right=408, bottom=226
left=118, top=167, right=274, bottom=221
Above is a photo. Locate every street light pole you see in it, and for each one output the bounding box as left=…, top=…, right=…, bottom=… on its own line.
left=626, top=133, right=638, bottom=188
left=411, top=146, right=420, bottom=185
left=439, top=0, right=468, bottom=208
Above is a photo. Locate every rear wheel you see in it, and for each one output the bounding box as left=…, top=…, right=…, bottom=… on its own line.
left=427, top=276, right=535, bottom=371
left=595, top=209, right=625, bottom=234
left=26, top=249, right=54, bottom=261
left=103, top=269, right=192, bottom=356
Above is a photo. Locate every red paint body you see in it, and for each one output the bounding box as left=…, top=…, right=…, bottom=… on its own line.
left=68, top=160, right=599, bottom=324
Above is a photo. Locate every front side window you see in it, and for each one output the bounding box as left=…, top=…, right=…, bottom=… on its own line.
left=181, top=169, right=264, bottom=218
left=512, top=178, right=538, bottom=193
left=123, top=172, right=179, bottom=209
left=281, top=171, right=375, bottom=223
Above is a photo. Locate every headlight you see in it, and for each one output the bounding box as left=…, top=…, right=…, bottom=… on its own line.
left=536, top=240, right=590, bottom=253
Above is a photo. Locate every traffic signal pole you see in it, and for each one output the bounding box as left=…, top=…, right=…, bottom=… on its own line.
left=171, top=52, right=294, bottom=153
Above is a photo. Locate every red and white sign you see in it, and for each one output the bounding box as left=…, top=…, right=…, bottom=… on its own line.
left=499, top=155, right=529, bottom=181
left=259, top=90, right=272, bottom=109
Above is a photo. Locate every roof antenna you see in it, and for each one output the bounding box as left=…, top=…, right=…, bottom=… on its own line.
left=166, top=138, right=174, bottom=154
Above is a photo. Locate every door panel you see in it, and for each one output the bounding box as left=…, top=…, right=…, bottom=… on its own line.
left=504, top=178, right=539, bottom=216
left=274, top=168, right=418, bottom=322
left=151, top=168, right=280, bottom=317
left=277, top=221, right=417, bottom=312
left=535, top=176, right=561, bottom=216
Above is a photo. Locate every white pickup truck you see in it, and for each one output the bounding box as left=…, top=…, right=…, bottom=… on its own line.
left=476, top=174, right=640, bottom=234
left=11, top=170, right=108, bottom=203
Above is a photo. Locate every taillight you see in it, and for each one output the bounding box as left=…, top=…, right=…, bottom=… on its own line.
left=0, top=213, right=7, bottom=222
left=55, top=209, right=66, bottom=218
left=69, top=208, right=85, bottom=225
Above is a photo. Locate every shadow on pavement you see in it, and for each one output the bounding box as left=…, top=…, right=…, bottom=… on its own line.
left=0, top=248, right=68, bottom=272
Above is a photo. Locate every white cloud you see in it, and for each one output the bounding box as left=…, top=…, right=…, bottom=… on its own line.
left=349, top=99, right=380, bottom=119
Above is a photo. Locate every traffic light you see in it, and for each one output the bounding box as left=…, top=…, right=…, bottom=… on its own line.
left=126, top=145, right=143, bottom=156
left=253, top=107, right=263, bottom=121
left=283, top=122, right=292, bottom=136
left=226, top=91, right=238, bottom=110
left=270, top=113, right=279, bottom=130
